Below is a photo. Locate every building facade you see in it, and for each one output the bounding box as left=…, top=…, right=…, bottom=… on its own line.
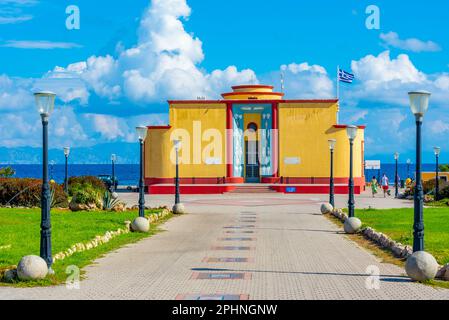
left=144, top=85, right=365, bottom=194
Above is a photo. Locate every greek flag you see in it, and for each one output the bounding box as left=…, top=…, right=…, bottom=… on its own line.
left=338, top=69, right=355, bottom=83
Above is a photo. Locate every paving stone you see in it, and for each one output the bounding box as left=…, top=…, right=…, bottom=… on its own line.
left=2, top=192, right=449, bottom=300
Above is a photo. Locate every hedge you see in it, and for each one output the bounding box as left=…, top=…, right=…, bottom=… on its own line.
left=0, top=178, right=68, bottom=208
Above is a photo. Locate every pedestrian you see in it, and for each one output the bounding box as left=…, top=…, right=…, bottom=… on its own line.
left=381, top=173, right=389, bottom=198
left=371, top=176, right=378, bottom=198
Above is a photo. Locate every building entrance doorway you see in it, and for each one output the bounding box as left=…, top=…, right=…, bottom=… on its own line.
left=245, top=122, right=260, bottom=183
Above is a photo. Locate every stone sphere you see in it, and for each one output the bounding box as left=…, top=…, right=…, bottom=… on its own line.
left=344, top=217, right=362, bottom=234
left=17, top=255, right=48, bottom=281
left=131, top=217, right=150, bottom=233
left=111, top=192, right=119, bottom=200
left=320, top=203, right=333, bottom=214
left=172, top=203, right=186, bottom=215
left=405, top=251, right=439, bottom=282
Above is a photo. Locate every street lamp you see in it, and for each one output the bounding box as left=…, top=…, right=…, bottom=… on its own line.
left=408, top=91, right=430, bottom=252
left=407, top=159, right=412, bottom=178
left=64, top=147, right=70, bottom=193
left=172, top=140, right=185, bottom=214
left=174, top=140, right=181, bottom=205
left=405, top=90, right=439, bottom=282
left=136, top=126, right=148, bottom=218
left=346, top=125, right=358, bottom=218
left=394, top=152, right=400, bottom=198
left=434, top=147, right=441, bottom=201
left=328, top=139, right=337, bottom=208
left=35, top=91, right=56, bottom=271
left=111, top=154, right=117, bottom=192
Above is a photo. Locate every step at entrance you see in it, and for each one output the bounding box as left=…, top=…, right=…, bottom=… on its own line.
left=227, top=185, right=278, bottom=194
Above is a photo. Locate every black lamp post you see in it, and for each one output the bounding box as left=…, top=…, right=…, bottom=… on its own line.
left=409, top=90, right=431, bottom=252
left=35, top=91, right=56, bottom=270
left=328, top=139, right=336, bottom=208
left=434, top=147, right=441, bottom=201
left=407, top=159, right=411, bottom=178
left=346, top=125, right=358, bottom=218
left=111, top=154, right=117, bottom=192
left=64, top=147, right=70, bottom=193
left=136, top=126, right=148, bottom=218
left=394, top=152, right=400, bottom=198
left=174, top=140, right=181, bottom=205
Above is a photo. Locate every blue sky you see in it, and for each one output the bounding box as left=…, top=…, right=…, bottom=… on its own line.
left=0, top=0, right=448, bottom=163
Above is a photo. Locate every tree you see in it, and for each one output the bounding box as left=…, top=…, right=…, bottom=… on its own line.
left=0, top=166, right=16, bottom=178
left=439, top=164, right=449, bottom=172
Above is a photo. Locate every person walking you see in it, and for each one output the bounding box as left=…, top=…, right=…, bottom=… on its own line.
left=371, top=176, right=378, bottom=198
left=381, top=173, right=389, bottom=198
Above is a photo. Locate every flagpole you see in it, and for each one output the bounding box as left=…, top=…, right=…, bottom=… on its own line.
left=336, top=65, right=340, bottom=124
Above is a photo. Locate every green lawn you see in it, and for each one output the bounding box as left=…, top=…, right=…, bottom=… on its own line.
left=0, top=208, right=173, bottom=286
left=356, top=207, right=449, bottom=265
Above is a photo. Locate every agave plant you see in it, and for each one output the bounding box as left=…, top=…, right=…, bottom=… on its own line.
left=103, top=191, right=121, bottom=211
left=34, top=184, right=67, bottom=208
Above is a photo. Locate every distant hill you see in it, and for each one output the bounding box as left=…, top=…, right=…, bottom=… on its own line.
left=0, top=143, right=139, bottom=164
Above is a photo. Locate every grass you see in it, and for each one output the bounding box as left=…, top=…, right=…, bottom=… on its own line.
left=0, top=208, right=174, bottom=287
left=355, top=207, right=449, bottom=265
left=327, top=208, right=449, bottom=289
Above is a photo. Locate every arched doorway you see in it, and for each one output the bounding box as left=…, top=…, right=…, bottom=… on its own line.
left=245, top=122, right=260, bottom=183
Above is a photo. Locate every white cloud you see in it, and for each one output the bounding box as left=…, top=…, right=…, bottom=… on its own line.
left=54, top=0, right=257, bottom=103
left=429, top=120, right=449, bottom=135
left=0, top=15, right=32, bottom=24
left=0, top=74, right=33, bottom=111
left=277, top=62, right=334, bottom=98
left=1, top=40, right=82, bottom=49
left=348, top=110, right=368, bottom=123
left=380, top=32, right=441, bottom=53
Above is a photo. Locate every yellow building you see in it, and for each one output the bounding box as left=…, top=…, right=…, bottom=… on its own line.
left=144, top=85, right=366, bottom=194
left=422, top=172, right=449, bottom=183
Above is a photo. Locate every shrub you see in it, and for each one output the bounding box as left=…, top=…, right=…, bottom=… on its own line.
left=423, top=179, right=449, bottom=195
left=0, top=167, right=15, bottom=178
left=68, top=176, right=107, bottom=195
left=0, top=178, right=68, bottom=208
left=439, top=186, right=449, bottom=199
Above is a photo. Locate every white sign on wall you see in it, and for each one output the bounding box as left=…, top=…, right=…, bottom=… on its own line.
left=365, top=160, right=381, bottom=170
left=284, top=157, right=301, bottom=165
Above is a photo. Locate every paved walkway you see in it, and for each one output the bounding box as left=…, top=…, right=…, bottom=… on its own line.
left=1, top=192, right=448, bottom=300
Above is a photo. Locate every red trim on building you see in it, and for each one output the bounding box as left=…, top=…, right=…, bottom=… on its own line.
left=272, top=102, right=279, bottom=178
left=148, top=183, right=364, bottom=195
left=333, top=125, right=366, bottom=129
left=231, top=85, right=274, bottom=90
left=221, top=92, right=285, bottom=98
left=226, top=103, right=233, bottom=178
left=167, top=99, right=338, bottom=105
left=147, top=125, right=172, bottom=130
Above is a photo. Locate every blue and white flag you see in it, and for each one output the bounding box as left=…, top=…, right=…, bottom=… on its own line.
left=338, top=69, right=355, bottom=83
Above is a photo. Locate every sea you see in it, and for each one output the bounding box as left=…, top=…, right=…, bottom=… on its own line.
left=5, top=163, right=438, bottom=187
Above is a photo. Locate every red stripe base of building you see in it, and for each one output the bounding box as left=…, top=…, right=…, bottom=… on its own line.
left=145, top=177, right=365, bottom=195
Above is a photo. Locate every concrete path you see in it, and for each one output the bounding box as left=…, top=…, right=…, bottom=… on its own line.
left=1, top=192, right=448, bottom=300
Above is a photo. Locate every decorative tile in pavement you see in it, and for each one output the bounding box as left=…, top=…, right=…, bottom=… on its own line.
left=224, top=230, right=255, bottom=234
left=218, top=237, right=256, bottom=241
left=191, top=272, right=252, bottom=280
left=176, top=294, right=249, bottom=300
left=224, top=225, right=255, bottom=229
left=202, top=257, right=254, bottom=263
left=210, top=246, right=255, bottom=251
